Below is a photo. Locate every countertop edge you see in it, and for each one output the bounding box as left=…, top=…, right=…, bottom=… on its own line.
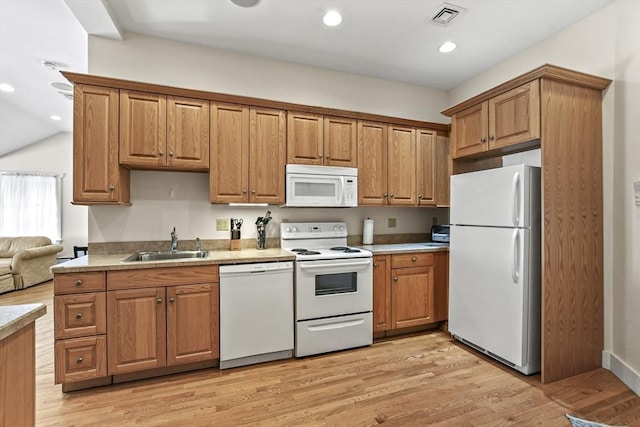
left=0, top=303, right=47, bottom=341
left=359, top=245, right=450, bottom=255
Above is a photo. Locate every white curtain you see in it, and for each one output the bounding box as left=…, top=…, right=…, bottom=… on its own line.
left=0, top=171, right=62, bottom=242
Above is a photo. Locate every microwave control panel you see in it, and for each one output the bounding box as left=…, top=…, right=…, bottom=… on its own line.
left=344, top=178, right=357, bottom=202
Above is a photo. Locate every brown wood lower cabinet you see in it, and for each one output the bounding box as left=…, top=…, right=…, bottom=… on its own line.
left=373, top=251, right=448, bottom=334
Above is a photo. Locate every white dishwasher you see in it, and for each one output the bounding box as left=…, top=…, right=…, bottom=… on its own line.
left=219, top=261, right=294, bottom=369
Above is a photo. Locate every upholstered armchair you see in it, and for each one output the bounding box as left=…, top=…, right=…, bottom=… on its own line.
left=0, top=236, right=63, bottom=293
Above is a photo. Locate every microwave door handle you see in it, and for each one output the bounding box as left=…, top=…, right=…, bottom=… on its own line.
left=339, top=176, right=345, bottom=205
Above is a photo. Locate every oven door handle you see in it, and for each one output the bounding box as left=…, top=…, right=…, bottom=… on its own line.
left=298, top=260, right=372, bottom=270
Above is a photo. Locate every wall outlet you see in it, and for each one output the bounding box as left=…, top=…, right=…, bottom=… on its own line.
left=388, top=218, right=397, bottom=228
left=216, top=218, right=229, bottom=231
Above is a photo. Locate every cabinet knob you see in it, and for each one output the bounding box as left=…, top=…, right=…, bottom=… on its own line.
left=326, top=154, right=330, bottom=159
left=418, top=194, right=423, bottom=199
left=489, top=135, right=495, bottom=141
left=390, top=194, right=395, bottom=198
left=169, top=297, right=175, bottom=303
left=251, top=189, right=256, bottom=194
left=76, top=356, right=83, bottom=364
left=242, top=189, right=247, bottom=194
left=480, top=137, right=486, bottom=143
left=393, top=276, right=398, bottom=282
left=374, top=262, right=378, bottom=267
left=158, top=150, right=164, bottom=156
left=318, top=154, right=323, bottom=158
left=74, top=280, right=83, bottom=286
left=169, top=151, right=174, bottom=157
left=75, top=313, right=83, bottom=319
left=156, top=298, right=163, bottom=305
left=384, top=193, right=388, bottom=197
left=412, top=256, right=417, bottom=262
left=108, top=184, right=115, bottom=191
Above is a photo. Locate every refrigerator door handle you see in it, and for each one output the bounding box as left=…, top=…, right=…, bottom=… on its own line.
left=511, top=172, right=521, bottom=226
left=511, top=230, right=520, bottom=284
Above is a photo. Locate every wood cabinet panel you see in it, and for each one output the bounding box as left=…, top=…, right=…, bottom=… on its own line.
left=391, top=266, right=434, bottom=329
left=210, top=103, right=249, bottom=203
left=451, top=102, right=488, bottom=159
left=54, top=293, right=106, bottom=340
left=434, top=136, right=451, bottom=207
left=1, top=323, right=36, bottom=426
left=54, top=335, right=107, bottom=384
left=373, top=255, right=391, bottom=332
left=54, top=271, right=106, bottom=294
left=432, top=252, right=449, bottom=322
left=324, top=116, right=357, bottom=167
left=167, top=96, right=209, bottom=169
left=249, top=107, right=286, bottom=204
left=391, top=252, right=434, bottom=269
left=357, top=121, right=388, bottom=205
left=489, top=80, right=540, bottom=150
left=107, top=265, right=218, bottom=290
left=387, top=126, right=416, bottom=205
left=107, top=288, right=167, bottom=374
left=287, top=112, right=323, bottom=165
left=167, top=283, right=219, bottom=365
left=417, top=130, right=436, bottom=206
left=120, top=90, right=167, bottom=167
left=72, top=85, right=129, bottom=204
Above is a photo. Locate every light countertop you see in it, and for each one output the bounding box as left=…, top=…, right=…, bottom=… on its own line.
left=51, top=248, right=296, bottom=273
left=359, top=242, right=449, bottom=255
left=0, top=303, right=46, bottom=341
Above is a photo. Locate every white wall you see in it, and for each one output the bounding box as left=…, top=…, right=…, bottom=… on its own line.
left=0, top=132, right=88, bottom=257
left=448, top=0, right=639, bottom=392
left=86, top=32, right=451, bottom=246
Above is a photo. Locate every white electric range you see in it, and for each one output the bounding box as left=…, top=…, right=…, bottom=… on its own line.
left=280, top=222, right=373, bottom=357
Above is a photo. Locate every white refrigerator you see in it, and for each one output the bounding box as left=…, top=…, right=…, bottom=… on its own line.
left=448, top=164, right=541, bottom=375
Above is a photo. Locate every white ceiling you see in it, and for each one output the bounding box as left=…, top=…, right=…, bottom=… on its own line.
left=0, top=0, right=613, bottom=157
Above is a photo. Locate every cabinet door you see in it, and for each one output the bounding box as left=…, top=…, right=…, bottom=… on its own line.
left=417, top=130, right=436, bottom=206
left=167, top=96, right=209, bottom=170
left=120, top=90, right=167, bottom=167
left=287, top=112, right=323, bottom=165
left=249, top=107, right=286, bottom=204
left=373, top=255, right=391, bottom=332
left=107, top=288, right=166, bottom=374
left=434, top=135, right=451, bottom=207
left=324, top=116, right=357, bottom=167
left=73, top=85, right=129, bottom=204
left=210, top=103, right=249, bottom=203
left=489, top=80, right=540, bottom=150
left=357, top=121, right=388, bottom=205
left=391, top=266, right=434, bottom=329
left=167, top=283, right=219, bottom=365
left=387, top=126, right=416, bottom=205
left=432, top=252, right=449, bottom=322
left=451, top=102, right=488, bottom=159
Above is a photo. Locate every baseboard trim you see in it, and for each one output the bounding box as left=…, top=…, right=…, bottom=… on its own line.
left=603, top=351, right=640, bottom=396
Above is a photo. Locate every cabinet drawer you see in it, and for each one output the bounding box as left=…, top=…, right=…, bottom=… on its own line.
left=391, top=252, right=434, bottom=268
left=107, top=265, right=219, bottom=290
left=55, top=335, right=107, bottom=384
left=54, top=293, right=106, bottom=339
left=55, top=272, right=106, bottom=294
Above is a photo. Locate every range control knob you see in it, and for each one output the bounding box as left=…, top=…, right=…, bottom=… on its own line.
left=285, top=227, right=291, bottom=233
left=339, top=225, right=345, bottom=231
left=333, top=225, right=338, bottom=231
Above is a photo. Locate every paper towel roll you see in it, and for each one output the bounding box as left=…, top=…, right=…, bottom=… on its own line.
left=363, top=218, right=374, bottom=245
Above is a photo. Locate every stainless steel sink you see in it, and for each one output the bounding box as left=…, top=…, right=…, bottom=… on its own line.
left=122, top=250, right=209, bottom=262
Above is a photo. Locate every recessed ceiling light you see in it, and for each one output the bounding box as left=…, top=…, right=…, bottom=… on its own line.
left=41, top=61, right=60, bottom=71
left=50, top=115, right=62, bottom=121
left=230, top=0, right=260, bottom=7
left=323, top=10, right=342, bottom=27
left=438, top=41, right=457, bottom=53
left=50, top=82, right=73, bottom=92
left=0, top=83, right=15, bottom=93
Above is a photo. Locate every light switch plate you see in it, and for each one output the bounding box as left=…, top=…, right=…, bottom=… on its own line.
left=388, top=218, right=397, bottom=228
left=216, top=218, right=229, bottom=231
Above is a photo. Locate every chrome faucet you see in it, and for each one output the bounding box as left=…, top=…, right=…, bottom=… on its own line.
left=170, top=227, right=178, bottom=252
left=195, top=237, right=201, bottom=252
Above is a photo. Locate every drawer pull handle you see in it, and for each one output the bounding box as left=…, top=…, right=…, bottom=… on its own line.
left=169, top=297, right=175, bottom=303
left=75, top=313, right=83, bottom=319
left=393, top=276, right=398, bottom=282
left=74, top=280, right=83, bottom=286
left=412, top=256, right=417, bottom=262
left=76, top=356, right=83, bottom=363
left=373, top=262, right=378, bottom=267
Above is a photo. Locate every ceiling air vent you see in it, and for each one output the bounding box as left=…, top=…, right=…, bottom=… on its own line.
left=431, top=3, right=465, bottom=25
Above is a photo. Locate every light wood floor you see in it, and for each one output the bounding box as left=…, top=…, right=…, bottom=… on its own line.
left=2, top=282, right=639, bottom=427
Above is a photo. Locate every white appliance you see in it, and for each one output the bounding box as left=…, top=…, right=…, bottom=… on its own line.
left=280, top=222, right=373, bottom=357
left=285, top=164, right=358, bottom=207
left=219, top=261, right=294, bottom=369
left=448, top=164, right=541, bottom=375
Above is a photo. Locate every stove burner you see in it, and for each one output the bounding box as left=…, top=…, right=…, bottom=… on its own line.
left=296, top=250, right=321, bottom=256
left=291, top=248, right=307, bottom=252
left=330, top=246, right=361, bottom=253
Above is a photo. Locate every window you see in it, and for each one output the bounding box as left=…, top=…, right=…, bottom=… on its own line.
left=0, top=171, right=62, bottom=242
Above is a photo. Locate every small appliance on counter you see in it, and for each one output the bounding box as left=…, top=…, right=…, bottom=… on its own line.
left=431, top=225, right=450, bottom=243
left=230, top=218, right=243, bottom=251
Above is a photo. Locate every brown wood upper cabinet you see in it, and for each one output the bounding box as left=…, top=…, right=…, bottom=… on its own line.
left=210, top=104, right=286, bottom=204
left=120, top=90, right=209, bottom=171
left=451, top=81, right=540, bottom=159
left=72, top=84, right=130, bottom=205
left=287, top=112, right=357, bottom=167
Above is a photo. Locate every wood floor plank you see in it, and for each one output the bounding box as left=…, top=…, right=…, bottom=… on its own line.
left=1, top=281, right=639, bottom=426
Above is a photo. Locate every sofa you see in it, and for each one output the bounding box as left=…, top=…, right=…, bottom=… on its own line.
left=0, top=236, right=63, bottom=294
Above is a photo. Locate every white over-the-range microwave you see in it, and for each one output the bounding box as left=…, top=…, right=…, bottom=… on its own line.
left=284, top=164, right=358, bottom=207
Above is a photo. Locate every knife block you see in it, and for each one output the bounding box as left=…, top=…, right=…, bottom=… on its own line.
left=230, top=239, right=241, bottom=251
